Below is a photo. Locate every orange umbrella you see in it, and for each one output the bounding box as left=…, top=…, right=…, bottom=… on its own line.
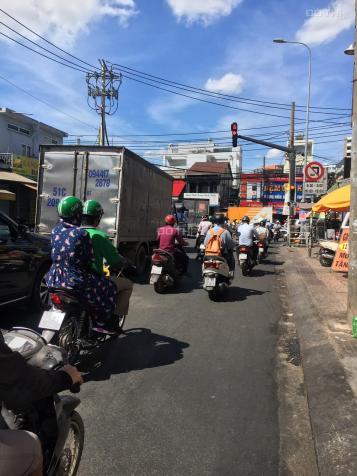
left=312, top=184, right=350, bottom=213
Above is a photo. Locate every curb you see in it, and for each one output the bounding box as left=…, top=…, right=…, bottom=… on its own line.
left=280, top=246, right=357, bottom=475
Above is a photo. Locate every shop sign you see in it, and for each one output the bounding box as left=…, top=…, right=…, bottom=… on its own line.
left=332, top=228, right=349, bottom=272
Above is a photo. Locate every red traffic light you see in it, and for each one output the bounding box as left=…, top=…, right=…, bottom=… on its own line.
left=290, top=185, right=295, bottom=190
left=231, top=122, right=238, bottom=135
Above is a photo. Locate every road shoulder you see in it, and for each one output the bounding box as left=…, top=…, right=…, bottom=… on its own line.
left=280, top=245, right=357, bottom=475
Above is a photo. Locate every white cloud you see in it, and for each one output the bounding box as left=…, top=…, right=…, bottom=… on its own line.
left=266, top=148, right=283, bottom=160
left=147, top=96, right=194, bottom=127
left=0, top=0, right=138, bottom=48
left=205, top=73, right=244, bottom=93
left=296, top=0, right=354, bottom=46
left=165, top=0, right=242, bottom=25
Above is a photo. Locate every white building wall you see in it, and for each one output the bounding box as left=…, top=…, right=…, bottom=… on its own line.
left=162, top=141, right=242, bottom=188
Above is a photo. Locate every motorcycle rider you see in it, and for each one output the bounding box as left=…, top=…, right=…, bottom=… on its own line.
left=255, top=220, right=269, bottom=254
left=195, top=214, right=212, bottom=258
left=157, top=215, right=189, bottom=273
left=47, top=196, right=118, bottom=334
left=204, top=215, right=235, bottom=275
left=0, top=331, right=83, bottom=476
left=81, top=199, right=133, bottom=329
left=237, top=216, right=259, bottom=264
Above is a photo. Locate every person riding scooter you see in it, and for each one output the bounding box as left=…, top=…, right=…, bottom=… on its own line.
left=237, top=216, right=259, bottom=264
left=81, top=199, right=133, bottom=331
left=255, top=220, right=269, bottom=254
left=47, top=196, right=118, bottom=334
left=0, top=331, right=83, bottom=476
left=195, top=214, right=212, bottom=258
left=157, top=215, right=189, bottom=273
left=204, top=215, right=235, bottom=275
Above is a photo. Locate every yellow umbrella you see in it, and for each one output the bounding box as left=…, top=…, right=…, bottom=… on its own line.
left=312, top=184, right=351, bottom=212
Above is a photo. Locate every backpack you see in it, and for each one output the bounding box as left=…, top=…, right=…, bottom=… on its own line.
left=205, top=228, right=225, bottom=256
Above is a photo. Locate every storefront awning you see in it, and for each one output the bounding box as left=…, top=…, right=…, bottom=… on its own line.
left=312, top=184, right=350, bottom=213
left=23, top=183, right=37, bottom=192
left=0, top=189, right=16, bottom=201
left=0, top=170, right=37, bottom=185
left=172, top=179, right=186, bottom=197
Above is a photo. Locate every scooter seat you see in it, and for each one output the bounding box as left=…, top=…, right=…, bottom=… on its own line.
left=203, top=255, right=227, bottom=262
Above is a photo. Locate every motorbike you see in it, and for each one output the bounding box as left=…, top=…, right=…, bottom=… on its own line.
left=273, top=229, right=281, bottom=242
left=150, top=249, right=184, bottom=293
left=238, top=245, right=254, bottom=276
left=257, top=242, right=267, bottom=263
left=319, top=240, right=337, bottom=267
left=195, top=235, right=206, bottom=262
left=2, top=327, right=84, bottom=476
left=38, top=266, right=129, bottom=364
left=202, top=255, right=231, bottom=300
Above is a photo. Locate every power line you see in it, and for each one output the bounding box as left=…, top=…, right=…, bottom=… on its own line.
left=0, top=73, right=98, bottom=130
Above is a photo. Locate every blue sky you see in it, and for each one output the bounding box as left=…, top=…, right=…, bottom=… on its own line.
left=0, top=0, right=354, bottom=170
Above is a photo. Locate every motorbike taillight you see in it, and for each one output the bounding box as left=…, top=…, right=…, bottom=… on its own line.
left=258, top=243, right=264, bottom=248
left=50, top=293, right=62, bottom=305
left=152, top=254, right=167, bottom=262
left=239, top=247, right=247, bottom=252
left=204, top=261, right=219, bottom=269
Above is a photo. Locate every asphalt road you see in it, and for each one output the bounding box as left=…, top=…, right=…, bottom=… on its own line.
left=3, top=245, right=283, bottom=476
left=76, top=245, right=282, bottom=476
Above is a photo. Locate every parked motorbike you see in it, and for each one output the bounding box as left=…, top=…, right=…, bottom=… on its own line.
left=202, top=255, right=231, bottom=300
left=319, top=241, right=337, bottom=267
left=150, top=249, right=183, bottom=293
left=2, top=327, right=84, bottom=476
left=238, top=245, right=254, bottom=276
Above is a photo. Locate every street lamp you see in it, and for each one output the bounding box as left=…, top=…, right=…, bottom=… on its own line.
left=273, top=38, right=312, bottom=202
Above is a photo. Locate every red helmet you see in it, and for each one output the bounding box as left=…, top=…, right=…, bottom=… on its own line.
left=165, top=214, right=176, bottom=225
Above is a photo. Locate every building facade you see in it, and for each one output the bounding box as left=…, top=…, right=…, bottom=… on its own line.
left=240, top=167, right=303, bottom=216
left=284, top=134, right=314, bottom=174
left=161, top=141, right=242, bottom=189
left=0, top=108, right=67, bottom=221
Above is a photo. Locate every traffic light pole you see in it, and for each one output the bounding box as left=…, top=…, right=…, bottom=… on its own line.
left=348, top=0, right=357, bottom=327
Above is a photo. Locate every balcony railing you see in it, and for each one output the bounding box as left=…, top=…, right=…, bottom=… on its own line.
left=0, top=153, right=13, bottom=169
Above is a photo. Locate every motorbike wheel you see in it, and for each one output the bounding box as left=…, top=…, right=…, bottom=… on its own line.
left=208, top=289, right=220, bottom=301
left=319, top=254, right=333, bottom=267
left=56, top=411, right=84, bottom=476
left=58, top=316, right=80, bottom=364
left=154, top=278, right=165, bottom=294
left=241, top=263, right=250, bottom=276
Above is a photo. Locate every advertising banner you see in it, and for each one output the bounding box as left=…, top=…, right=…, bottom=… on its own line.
left=332, top=228, right=349, bottom=273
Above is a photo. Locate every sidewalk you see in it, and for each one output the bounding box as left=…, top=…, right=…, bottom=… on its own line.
left=279, top=245, right=357, bottom=475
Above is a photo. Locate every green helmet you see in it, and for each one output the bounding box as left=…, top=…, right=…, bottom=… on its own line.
left=83, top=199, right=104, bottom=217
left=57, top=196, right=83, bottom=218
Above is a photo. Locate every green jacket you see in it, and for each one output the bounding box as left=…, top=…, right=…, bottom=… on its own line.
left=84, top=227, right=125, bottom=276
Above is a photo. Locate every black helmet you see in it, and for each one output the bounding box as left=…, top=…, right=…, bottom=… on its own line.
left=242, top=215, right=250, bottom=223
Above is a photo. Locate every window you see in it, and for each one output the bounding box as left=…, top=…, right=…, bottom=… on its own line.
left=22, top=144, right=26, bottom=156
left=26, top=146, right=31, bottom=157
left=7, top=124, right=30, bottom=135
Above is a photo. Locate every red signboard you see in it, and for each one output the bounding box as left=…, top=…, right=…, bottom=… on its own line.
left=332, top=228, right=349, bottom=273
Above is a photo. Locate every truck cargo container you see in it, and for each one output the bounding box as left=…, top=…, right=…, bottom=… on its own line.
left=36, top=145, right=173, bottom=274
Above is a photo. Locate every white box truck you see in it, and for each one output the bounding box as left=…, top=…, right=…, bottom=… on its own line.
left=35, top=145, right=173, bottom=274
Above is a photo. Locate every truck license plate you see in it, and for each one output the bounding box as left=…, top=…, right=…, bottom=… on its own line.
left=151, top=265, right=162, bottom=275
left=240, top=253, right=247, bottom=259
left=205, top=277, right=216, bottom=287
left=39, top=308, right=66, bottom=331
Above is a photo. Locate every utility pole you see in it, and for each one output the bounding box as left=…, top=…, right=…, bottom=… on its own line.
left=262, top=155, right=266, bottom=205
left=86, top=60, right=122, bottom=146
left=348, top=0, right=357, bottom=326
left=287, top=102, right=296, bottom=246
